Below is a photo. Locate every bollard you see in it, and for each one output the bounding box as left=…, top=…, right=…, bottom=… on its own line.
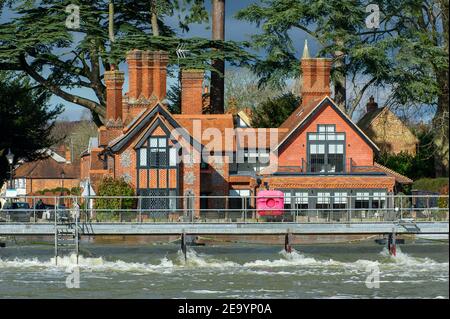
left=388, top=229, right=397, bottom=257
left=181, top=232, right=187, bottom=261
left=284, top=232, right=292, bottom=253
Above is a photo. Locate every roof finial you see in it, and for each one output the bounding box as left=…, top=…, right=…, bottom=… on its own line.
left=302, top=39, right=310, bottom=59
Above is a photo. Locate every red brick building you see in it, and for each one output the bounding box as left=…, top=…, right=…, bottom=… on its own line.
left=13, top=148, right=80, bottom=196
left=81, top=44, right=411, bottom=215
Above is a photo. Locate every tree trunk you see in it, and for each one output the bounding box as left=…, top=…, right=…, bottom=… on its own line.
left=333, top=38, right=346, bottom=112
left=108, top=1, right=115, bottom=43
left=150, top=0, right=160, bottom=36
left=210, top=0, right=225, bottom=114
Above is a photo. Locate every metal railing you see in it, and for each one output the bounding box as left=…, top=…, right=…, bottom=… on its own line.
left=0, top=194, right=448, bottom=224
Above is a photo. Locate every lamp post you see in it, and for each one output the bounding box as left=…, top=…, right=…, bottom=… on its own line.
left=6, top=149, right=14, bottom=189
left=60, top=170, right=65, bottom=206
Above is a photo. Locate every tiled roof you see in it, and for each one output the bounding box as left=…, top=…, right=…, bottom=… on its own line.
left=15, top=157, right=80, bottom=179
left=174, top=114, right=235, bottom=152
left=357, top=107, right=386, bottom=131
left=374, top=162, right=413, bottom=184
left=275, top=96, right=379, bottom=152
left=266, top=175, right=396, bottom=189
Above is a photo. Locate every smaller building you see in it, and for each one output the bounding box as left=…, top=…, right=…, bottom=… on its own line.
left=12, top=148, right=80, bottom=197
left=357, top=96, right=419, bottom=155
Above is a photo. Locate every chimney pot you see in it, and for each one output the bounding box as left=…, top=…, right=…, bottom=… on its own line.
left=366, top=95, right=378, bottom=113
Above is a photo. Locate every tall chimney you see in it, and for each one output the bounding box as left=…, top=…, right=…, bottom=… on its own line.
left=300, top=40, right=332, bottom=107
left=126, top=49, right=143, bottom=100
left=141, top=51, right=154, bottom=98
left=366, top=95, right=378, bottom=113
left=104, top=66, right=125, bottom=125
left=181, top=69, right=204, bottom=114
left=152, top=51, right=169, bottom=100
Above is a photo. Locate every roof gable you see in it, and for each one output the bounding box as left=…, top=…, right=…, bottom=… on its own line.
left=109, top=103, right=202, bottom=153
left=275, top=96, right=380, bottom=152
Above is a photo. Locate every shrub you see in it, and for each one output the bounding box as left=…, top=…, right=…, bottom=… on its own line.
left=94, top=177, right=135, bottom=221
left=413, top=178, right=449, bottom=193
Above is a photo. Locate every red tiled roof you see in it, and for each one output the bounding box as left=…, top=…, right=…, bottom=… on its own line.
left=266, top=175, right=396, bottom=190
left=374, top=162, right=413, bottom=184
left=174, top=114, right=235, bottom=152
left=14, top=157, right=80, bottom=179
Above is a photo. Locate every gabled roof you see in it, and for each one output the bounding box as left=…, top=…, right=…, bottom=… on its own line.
left=15, top=157, right=80, bottom=179
left=108, top=103, right=202, bottom=153
left=274, top=96, right=380, bottom=152
left=357, top=107, right=386, bottom=131
left=174, top=114, right=235, bottom=152
left=357, top=107, right=419, bottom=143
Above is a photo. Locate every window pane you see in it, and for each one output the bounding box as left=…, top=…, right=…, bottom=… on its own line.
left=337, top=144, right=344, bottom=154
left=159, top=138, right=166, bottom=147
left=150, top=138, right=158, bottom=147
left=169, top=148, right=177, bottom=166
left=310, top=144, right=317, bottom=154
left=329, top=144, right=336, bottom=154
left=139, top=148, right=147, bottom=166
left=318, top=125, right=326, bottom=132
left=336, top=134, right=345, bottom=140
left=326, top=125, right=335, bottom=132
left=309, top=134, right=317, bottom=141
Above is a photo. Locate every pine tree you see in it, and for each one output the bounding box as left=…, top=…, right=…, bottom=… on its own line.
left=0, top=71, right=62, bottom=187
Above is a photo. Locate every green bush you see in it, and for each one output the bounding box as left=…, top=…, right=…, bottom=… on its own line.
left=94, top=177, right=135, bottom=221
left=413, top=178, right=449, bottom=193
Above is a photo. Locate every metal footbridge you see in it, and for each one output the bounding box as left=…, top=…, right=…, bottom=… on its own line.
left=0, top=220, right=448, bottom=236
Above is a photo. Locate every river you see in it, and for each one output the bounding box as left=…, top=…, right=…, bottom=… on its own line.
left=0, top=240, right=448, bottom=298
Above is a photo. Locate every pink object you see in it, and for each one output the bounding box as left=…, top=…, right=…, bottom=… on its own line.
left=256, top=190, right=284, bottom=216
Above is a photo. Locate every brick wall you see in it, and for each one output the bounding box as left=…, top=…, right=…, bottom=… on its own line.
left=278, top=102, right=374, bottom=168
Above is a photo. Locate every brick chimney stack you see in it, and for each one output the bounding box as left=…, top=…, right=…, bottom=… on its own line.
left=151, top=51, right=169, bottom=101
left=366, top=95, right=378, bottom=113
left=181, top=69, right=204, bottom=114
left=126, top=50, right=169, bottom=102
left=126, top=49, right=142, bottom=100
left=300, top=40, right=332, bottom=107
left=104, top=66, right=125, bottom=125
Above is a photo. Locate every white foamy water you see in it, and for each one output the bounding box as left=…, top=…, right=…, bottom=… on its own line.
left=0, top=246, right=447, bottom=274
left=0, top=243, right=448, bottom=298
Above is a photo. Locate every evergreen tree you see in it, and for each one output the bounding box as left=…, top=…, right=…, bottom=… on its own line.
left=0, top=71, right=62, bottom=188
left=251, top=93, right=300, bottom=128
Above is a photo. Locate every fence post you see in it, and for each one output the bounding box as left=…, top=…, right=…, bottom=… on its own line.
left=400, top=194, right=403, bottom=220
left=138, top=196, right=142, bottom=223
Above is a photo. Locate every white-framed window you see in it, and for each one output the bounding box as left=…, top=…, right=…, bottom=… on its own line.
left=334, top=192, right=348, bottom=204
left=317, top=192, right=331, bottom=204
left=14, top=178, right=26, bottom=189
left=294, top=192, right=308, bottom=204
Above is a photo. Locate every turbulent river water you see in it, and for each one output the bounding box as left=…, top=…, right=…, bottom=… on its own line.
left=0, top=240, right=448, bottom=298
